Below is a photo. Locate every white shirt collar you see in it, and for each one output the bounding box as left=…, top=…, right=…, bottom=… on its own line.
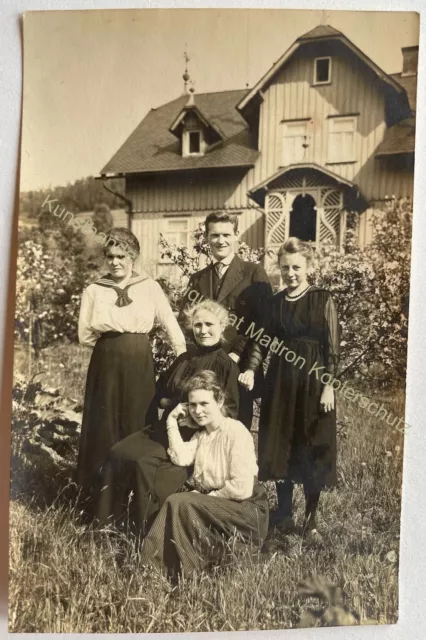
left=212, top=252, right=235, bottom=266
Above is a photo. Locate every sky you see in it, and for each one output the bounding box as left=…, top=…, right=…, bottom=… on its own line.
left=20, top=8, right=419, bottom=191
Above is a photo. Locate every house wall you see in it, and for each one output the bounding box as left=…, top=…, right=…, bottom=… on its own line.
left=126, top=170, right=255, bottom=213
left=131, top=206, right=265, bottom=279
left=125, top=44, right=414, bottom=270
left=255, top=47, right=414, bottom=200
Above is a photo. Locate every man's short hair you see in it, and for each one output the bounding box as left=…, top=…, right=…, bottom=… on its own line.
left=204, top=211, right=238, bottom=235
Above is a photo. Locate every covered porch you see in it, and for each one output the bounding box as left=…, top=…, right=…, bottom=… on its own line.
left=248, top=164, right=367, bottom=268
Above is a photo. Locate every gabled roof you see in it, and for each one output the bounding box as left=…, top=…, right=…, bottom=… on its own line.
left=169, top=99, right=225, bottom=141
left=375, top=118, right=416, bottom=156
left=390, top=73, right=417, bottom=113
left=101, top=89, right=258, bottom=175
left=298, top=25, right=343, bottom=40
left=237, top=24, right=405, bottom=114
left=248, top=163, right=360, bottom=207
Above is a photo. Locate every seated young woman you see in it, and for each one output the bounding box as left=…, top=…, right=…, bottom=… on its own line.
left=140, top=370, right=269, bottom=579
left=96, top=299, right=259, bottom=533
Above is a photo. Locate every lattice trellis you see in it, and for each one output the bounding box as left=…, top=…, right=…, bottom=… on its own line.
left=265, top=192, right=289, bottom=247
left=269, top=169, right=327, bottom=191
left=264, top=174, right=345, bottom=251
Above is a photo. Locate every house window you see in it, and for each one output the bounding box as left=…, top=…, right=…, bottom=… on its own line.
left=182, top=128, right=204, bottom=156
left=164, top=218, right=190, bottom=246
left=328, top=116, right=357, bottom=163
left=189, top=131, right=201, bottom=154
left=282, top=120, right=310, bottom=166
left=314, top=57, right=331, bottom=84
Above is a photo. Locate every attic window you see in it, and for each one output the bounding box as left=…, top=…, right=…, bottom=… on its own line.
left=182, top=128, right=204, bottom=157
left=189, top=131, right=201, bottom=154
left=314, top=57, right=331, bottom=84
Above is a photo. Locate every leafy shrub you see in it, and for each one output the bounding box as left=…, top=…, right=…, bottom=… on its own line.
left=15, top=226, right=102, bottom=353
left=158, top=203, right=412, bottom=385
left=11, top=373, right=82, bottom=501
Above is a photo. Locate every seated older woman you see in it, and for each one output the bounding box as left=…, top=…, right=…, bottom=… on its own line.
left=96, top=299, right=259, bottom=532
left=140, top=370, right=269, bottom=579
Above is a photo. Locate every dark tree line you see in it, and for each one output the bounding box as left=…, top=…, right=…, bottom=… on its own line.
left=20, top=177, right=125, bottom=219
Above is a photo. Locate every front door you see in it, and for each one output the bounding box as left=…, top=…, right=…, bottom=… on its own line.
left=289, top=193, right=317, bottom=242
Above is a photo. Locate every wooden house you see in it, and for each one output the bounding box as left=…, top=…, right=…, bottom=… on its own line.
left=100, top=25, right=417, bottom=277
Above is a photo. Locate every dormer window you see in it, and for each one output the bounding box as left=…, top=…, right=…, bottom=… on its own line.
left=314, top=57, right=331, bottom=85
left=169, top=98, right=224, bottom=158
left=182, top=128, right=204, bottom=157
left=189, top=131, right=201, bottom=154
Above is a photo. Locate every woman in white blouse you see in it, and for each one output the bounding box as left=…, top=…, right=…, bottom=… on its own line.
left=140, top=370, right=269, bottom=579
left=77, top=228, right=186, bottom=505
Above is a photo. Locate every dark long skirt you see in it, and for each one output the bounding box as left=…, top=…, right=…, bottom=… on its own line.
left=77, top=332, right=156, bottom=498
left=140, top=483, right=269, bottom=578
left=259, top=337, right=337, bottom=491
left=95, top=423, right=193, bottom=533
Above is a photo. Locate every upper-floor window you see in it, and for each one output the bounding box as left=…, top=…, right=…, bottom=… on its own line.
left=189, top=131, right=201, bottom=154
left=328, top=116, right=357, bottom=163
left=314, top=57, right=331, bottom=85
left=282, top=120, right=310, bottom=166
left=182, top=128, right=204, bottom=157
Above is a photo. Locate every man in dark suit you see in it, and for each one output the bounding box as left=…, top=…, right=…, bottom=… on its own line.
left=179, top=211, right=272, bottom=428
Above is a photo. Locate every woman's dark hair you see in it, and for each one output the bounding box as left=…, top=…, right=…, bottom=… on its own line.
left=182, top=370, right=226, bottom=406
left=103, top=227, right=140, bottom=261
left=204, top=211, right=239, bottom=235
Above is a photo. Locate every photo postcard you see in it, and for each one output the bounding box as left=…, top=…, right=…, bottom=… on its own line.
left=9, top=7, right=419, bottom=633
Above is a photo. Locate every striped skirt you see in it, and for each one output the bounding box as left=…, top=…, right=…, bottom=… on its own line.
left=76, top=332, right=155, bottom=498
left=140, top=483, right=269, bottom=578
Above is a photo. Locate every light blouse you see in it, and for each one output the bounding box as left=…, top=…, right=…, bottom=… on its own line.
left=78, top=273, right=186, bottom=355
left=167, top=417, right=258, bottom=501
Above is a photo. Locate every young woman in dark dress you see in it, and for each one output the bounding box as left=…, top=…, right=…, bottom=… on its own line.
left=258, top=237, right=340, bottom=533
left=96, top=299, right=259, bottom=533
left=77, top=228, right=186, bottom=505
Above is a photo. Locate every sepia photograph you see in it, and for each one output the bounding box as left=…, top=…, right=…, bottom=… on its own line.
left=9, top=7, right=419, bottom=633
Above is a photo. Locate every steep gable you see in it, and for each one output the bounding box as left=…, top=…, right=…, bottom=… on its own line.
left=237, top=24, right=408, bottom=119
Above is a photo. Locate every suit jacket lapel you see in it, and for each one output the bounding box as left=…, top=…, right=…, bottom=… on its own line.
left=217, top=256, right=245, bottom=303
left=197, top=267, right=213, bottom=299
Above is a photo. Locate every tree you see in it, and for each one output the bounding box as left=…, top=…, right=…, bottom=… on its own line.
left=92, top=204, right=114, bottom=234
left=20, top=177, right=125, bottom=218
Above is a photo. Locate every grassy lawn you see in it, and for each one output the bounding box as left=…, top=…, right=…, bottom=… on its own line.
left=8, top=341, right=404, bottom=632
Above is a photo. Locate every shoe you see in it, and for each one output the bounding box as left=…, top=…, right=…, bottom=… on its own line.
left=302, top=513, right=320, bottom=535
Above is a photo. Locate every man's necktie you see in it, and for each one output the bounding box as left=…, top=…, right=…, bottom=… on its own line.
left=215, top=262, right=225, bottom=279
left=214, top=262, right=225, bottom=298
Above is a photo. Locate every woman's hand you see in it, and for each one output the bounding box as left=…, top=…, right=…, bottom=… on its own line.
left=238, top=370, right=255, bottom=391
left=168, top=403, right=199, bottom=429
left=168, top=402, right=188, bottom=423
left=229, top=352, right=241, bottom=364
left=320, top=384, right=335, bottom=413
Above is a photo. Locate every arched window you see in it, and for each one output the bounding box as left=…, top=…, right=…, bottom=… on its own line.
left=289, top=194, right=317, bottom=241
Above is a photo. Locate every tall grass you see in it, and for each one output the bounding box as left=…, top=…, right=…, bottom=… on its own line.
left=9, top=342, right=404, bottom=632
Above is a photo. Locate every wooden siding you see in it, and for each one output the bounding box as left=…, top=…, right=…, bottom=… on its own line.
left=131, top=208, right=265, bottom=279
left=127, top=170, right=256, bottom=213
left=357, top=208, right=375, bottom=249
left=126, top=46, right=413, bottom=223
left=125, top=44, right=414, bottom=268
left=257, top=48, right=414, bottom=200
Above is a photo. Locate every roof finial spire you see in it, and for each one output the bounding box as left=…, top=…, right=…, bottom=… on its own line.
left=183, top=46, right=191, bottom=94
left=187, top=82, right=195, bottom=106
left=320, top=10, right=327, bottom=26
